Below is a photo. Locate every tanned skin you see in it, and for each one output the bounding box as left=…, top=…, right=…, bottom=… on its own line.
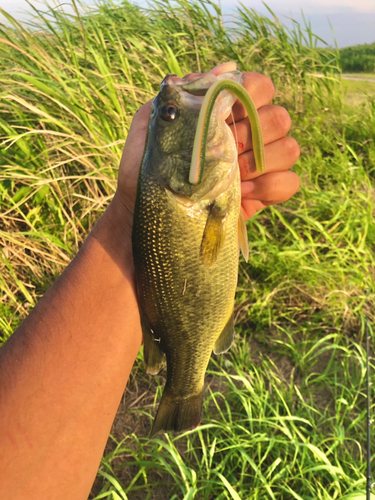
left=0, top=63, right=300, bottom=500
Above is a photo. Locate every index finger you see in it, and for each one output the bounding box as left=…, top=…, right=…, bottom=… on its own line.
left=227, top=72, right=275, bottom=124
left=182, top=62, right=237, bottom=82
left=209, top=62, right=237, bottom=75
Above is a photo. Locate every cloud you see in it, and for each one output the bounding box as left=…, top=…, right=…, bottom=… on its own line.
left=295, top=0, right=375, bottom=13
left=221, top=0, right=375, bottom=47
left=2, top=0, right=375, bottom=47
left=223, top=0, right=375, bottom=14
left=4, top=0, right=375, bottom=18
left=1, top=0, right=95, bottom=18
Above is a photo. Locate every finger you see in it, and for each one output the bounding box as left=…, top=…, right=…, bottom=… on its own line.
left=182, top=72, right=204, bottom=80
left=183, top=62, right=237, bottom=83
left=241, top=170, right=300, bottom=203
left=183, top=62, right=237, bottom=81
left=210, top=62, right=237, bottom=75
left=241, top=171, right=300, bottom=220
left=227, top=72, right=275, bottom=124
left=241, top=199, right=268, bottom=221
left=128, top=99, right=153, bottom=141
left=239, top=137, right=300, bottom=181
left=119, top=99, right=153, bottom=176
left=231, top=105, right=291, bottom=154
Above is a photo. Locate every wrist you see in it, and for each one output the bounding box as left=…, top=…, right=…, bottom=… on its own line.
left=88, top=191, right=135, bottom=281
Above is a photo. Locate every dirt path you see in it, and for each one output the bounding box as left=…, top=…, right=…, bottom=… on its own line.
left=342, top=75, right=375, bottom=83
left=309, top=73, right=375, bottom=83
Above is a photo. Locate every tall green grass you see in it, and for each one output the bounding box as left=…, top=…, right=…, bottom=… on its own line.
left=0, top=1, right=374, bottom=499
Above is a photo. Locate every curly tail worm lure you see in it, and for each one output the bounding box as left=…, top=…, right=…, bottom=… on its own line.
left=189, top=79, right=265, bottom=185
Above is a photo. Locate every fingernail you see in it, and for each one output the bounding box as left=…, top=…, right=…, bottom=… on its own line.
left=242, top=181, right=255, bottom=194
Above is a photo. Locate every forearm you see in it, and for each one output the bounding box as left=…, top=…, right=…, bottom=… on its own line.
left=0, top=195, right=142, bottom=499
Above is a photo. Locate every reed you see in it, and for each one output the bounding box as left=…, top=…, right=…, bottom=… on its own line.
left=0, top=1, right=374, bottom=498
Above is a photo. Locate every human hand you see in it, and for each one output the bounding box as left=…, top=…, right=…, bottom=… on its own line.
left=116, top=62, right=300, bottom=223
left=211, top=62, right=300, bottom=220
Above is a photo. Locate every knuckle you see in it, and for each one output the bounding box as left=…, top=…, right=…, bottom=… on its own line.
left=238, top=155, right=248, bottom=177
left=239, top=152, right=255, bottom=178
left=274, top=171, right=300, bottom=202
left=262, top=75, right=276, bottom=101
left=285, top=137, right=301, bottom=163
left=289, top=171, right=301, bottom=194
left=243, top=72, right=275, bottom=104
left=273, top=106, right=292, bottom=135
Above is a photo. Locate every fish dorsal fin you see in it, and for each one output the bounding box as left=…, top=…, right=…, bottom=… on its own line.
left=238, top=209, right=249, bottom=263
left=140, top=308, right=165, bottom=375
left=213, top=312, right=234, bottom=354
left=200, top=203, right=228, bottom=266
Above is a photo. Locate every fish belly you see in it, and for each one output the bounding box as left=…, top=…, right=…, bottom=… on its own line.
left=133, top=170, right=240, bottom=433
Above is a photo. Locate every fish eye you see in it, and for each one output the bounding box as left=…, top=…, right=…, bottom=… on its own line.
left=159, top=104, right=178, bottom=122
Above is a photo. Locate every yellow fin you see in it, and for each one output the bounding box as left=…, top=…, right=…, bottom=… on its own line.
left=238, top=209, right=249, bottom=263
left=213, top=313, right=234, bottom=355
left=200, top=203, right=228, bottom=266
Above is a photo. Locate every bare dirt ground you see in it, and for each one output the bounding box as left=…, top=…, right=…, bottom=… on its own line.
left=342, top=74, right=375, bottom=82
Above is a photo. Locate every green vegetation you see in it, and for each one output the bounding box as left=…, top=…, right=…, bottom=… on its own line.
left=0, top=1, right=374, bottom=499
left=340, top=42, right=375, bottom=73
left=342, top=78, right=375, bottom=107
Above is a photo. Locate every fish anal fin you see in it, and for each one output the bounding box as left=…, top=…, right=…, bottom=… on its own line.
left=213, top=312, right=234, bottom=354
left=140, top=309, right=165, bottom=375
left=238, top=209, right=249, bottom=263
left=200, top=203, right=228, bottom=266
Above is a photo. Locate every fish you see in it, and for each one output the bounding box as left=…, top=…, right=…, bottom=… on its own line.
left=132, top=69, right=264, bottom=436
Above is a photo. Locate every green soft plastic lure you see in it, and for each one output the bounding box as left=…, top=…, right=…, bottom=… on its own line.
left=189, top=79, right=265, bottom=185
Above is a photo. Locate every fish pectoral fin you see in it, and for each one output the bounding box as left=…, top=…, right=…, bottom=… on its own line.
left=200, top=203, right=228, bottom=266
left=238, top=209, right=249, bottom=263
left=140, top=309, right=165, bottom=375
left=213, top=312, right=234, bottom=354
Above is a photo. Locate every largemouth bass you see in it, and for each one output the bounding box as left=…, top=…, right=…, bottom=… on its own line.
left=132, top=70, right=264, bottom=436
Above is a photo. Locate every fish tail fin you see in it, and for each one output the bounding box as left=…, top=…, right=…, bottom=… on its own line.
left=150, top=390, right=203, bottom=437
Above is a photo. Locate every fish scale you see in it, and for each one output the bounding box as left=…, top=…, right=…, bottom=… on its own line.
left=132, top=71, right=244, bottom=435
left=133, top=172, right=240, bottom=433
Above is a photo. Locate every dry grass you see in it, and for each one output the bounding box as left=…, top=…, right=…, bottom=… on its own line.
left=1, top=1, right=374, bottom=499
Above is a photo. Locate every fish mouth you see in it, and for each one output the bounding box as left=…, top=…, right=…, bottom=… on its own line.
left=181, top=71, right=242, bottom=94
left=161, top=71, right=242, bottom=96
left=161, top=74, right=184, bottom=88
left=160, top=71, right=242, bottom=112
left=181, top=73, right=218, bottom=95
left=161, top=73, right=213, bottom=92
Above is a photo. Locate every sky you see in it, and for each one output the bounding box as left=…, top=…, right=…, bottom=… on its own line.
left=1, top=0, right=375, bottom=48
left=222, top=0, right=375, bottom=48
